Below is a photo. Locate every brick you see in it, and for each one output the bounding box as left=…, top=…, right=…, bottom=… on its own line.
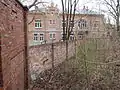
left=0, top=0, right=27, bottom=89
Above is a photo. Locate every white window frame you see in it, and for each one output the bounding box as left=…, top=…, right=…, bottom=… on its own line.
left=39, top=33, right=44, bottom=42
left=49, top=32, right=56, bottom=40
left=33, top=33, right=38, bottom=41
left=35, top=19, right=42, bottom=28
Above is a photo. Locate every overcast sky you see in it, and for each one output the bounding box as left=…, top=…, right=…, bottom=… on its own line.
left=22, top=0, right=101, bottom=12
left=51, top=0, right=100, bottom=10
left=22, top=0, right=115, bottom=24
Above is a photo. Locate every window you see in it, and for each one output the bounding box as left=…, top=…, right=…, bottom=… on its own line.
left=70, top=35, right=74, bottom=40
left=49, top=33, right=56, bottom=39
left=61, top=32, right=63, bottom=39
left=50, top=33, right=52, bottom=39
left=62, top=20, right=66, bottom=27
left=50, top=20, right=55, bottom=24
left=35, top=20, right=42, bottom=28
left=61, top=32, right=67, bottom=40
left=33, top=34, right=38, bottom=41
left=93, top=21, right=99, bottom=28
left=78, top=19, right=87, bottom=29
left=50, top=20, right=52, bottom=24
left=78, top=31, right=84, bottom=39
left=53, top=33, right=55, bottom=38
left=70, top=32, right=74, bottom=40
left=70, top=21, right=74, bottom=27
left=85, top=31, right=88, bottom=35
left=40, top=34, right=44, bottom=41
left=62, top=20, right=74, bottom=28
left=53, top=20, right=55, bottom=24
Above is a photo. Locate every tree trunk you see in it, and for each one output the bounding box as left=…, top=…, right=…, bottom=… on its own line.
left=66, top=40, right=68, bottom=61
left=116, top=0, right=120, bottom=35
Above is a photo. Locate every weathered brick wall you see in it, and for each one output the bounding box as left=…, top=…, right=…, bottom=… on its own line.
left=29, top=41, right=76, bottom=80
left=0, top=0, right=27, bottom=89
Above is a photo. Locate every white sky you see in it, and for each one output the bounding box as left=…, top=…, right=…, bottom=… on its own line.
left=22, top=0, right=115, bottom=24
left=22, top=0, right=101, bottom=11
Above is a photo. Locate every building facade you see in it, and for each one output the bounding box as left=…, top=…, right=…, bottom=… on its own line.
left=28, top=2, right=105, bottom=46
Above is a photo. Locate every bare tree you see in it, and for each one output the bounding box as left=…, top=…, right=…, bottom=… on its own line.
left=20, top=0, right=48, bottom=24
left=101, top=0, right=120, bottom=34
left=61, top=0, right=79, bottom=40
left=61, top=0, right=79, bottom=60
left=20, top=0, right=47, bottom=9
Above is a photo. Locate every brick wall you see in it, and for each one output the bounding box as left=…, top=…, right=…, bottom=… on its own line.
left=29, top=41, right=76, bottom=80
left=0, top=0, right=28, bottom=90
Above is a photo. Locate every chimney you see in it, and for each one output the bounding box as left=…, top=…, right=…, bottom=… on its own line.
left=83, top=6, right=86, bottom=10
left=86, top=6, right=88, bottom=11
left=51, top=2, right=54, bottom=7
left=55, top=4, right=58, bottom=8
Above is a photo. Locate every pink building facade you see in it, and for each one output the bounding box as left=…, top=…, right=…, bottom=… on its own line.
left=28, top=2, right=105, bottom=46
left=28, top=3, right=63, bottom=46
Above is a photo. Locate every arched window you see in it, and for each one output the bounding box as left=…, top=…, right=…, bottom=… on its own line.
left=78, top=19, right=87, bottom=29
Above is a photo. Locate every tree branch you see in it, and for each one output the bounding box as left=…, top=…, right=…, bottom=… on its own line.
left=28, top=0, right=38, bottom=9
left=104, top=0, right=117, bottom=15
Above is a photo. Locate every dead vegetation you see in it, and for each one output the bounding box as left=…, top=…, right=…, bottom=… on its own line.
left=30, top=34, right=120, bottom=90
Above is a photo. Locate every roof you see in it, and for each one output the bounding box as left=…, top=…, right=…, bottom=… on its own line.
left=30, top=8, right=46, bottom=13
left=15, top=0, right=28, bottom=11
left=28, top=3, right=104, bottom=16
left=76, top=9, right=99, bottom=15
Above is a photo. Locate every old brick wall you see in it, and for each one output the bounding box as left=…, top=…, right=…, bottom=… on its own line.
left=0, top=0, right=27, bottom=90
left=29, top=41, right=76, bottom=80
